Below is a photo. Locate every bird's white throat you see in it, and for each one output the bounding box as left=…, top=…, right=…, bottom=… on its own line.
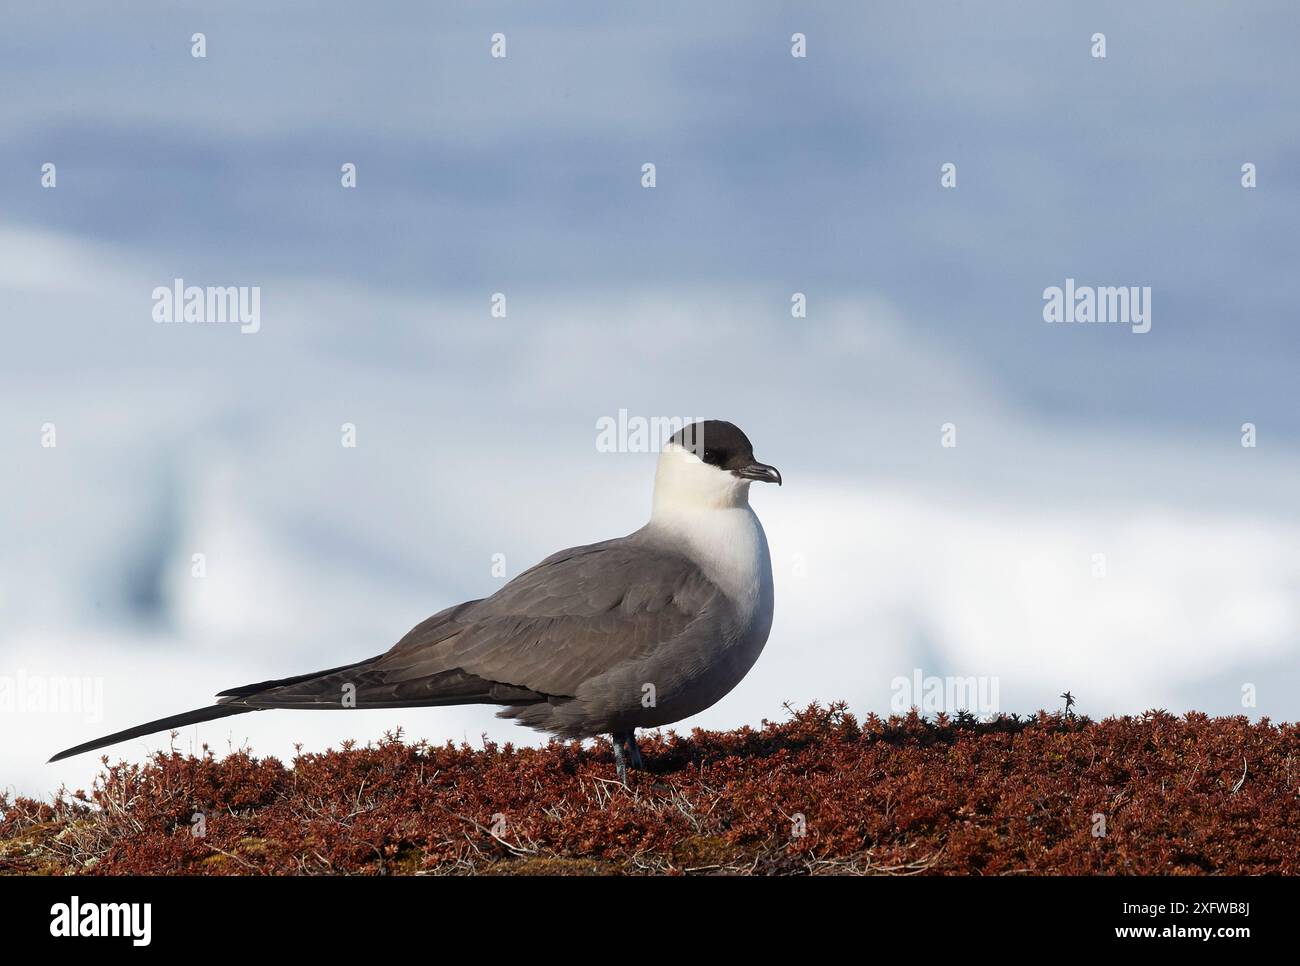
left=651, top=441, right=751, bottom=512
left=648, top=442, right=773, bottom=611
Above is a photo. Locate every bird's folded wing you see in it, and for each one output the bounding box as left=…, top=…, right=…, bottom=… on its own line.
left=233, top=538, right=724, bottom=710
left=376, top=538, right=724, bottom=697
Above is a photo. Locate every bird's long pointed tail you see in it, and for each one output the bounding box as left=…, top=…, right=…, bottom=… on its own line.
left=48, top=704, right=259, bottom=763
left=45, top=648, right=547, bottom=763
left=47, top=655, right=384, bottom=763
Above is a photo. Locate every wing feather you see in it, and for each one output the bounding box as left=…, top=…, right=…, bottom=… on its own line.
left=240, top=535, right=723, bottom=711
left=375, top=536, right=721, bottom=696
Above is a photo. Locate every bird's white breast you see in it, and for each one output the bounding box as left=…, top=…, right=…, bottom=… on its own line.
left=649, top=503, right=774, bottom=638
left=647, top=441, right=775, bottom=641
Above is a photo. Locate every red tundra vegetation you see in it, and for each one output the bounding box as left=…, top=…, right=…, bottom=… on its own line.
left=3, top=703, right=1298, bottom=875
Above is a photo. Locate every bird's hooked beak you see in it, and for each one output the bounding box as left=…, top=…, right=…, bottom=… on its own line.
left=735, top=461, right=782, bottom=486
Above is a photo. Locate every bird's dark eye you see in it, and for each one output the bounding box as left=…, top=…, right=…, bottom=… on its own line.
left=702, top=447, right=723, bottom=465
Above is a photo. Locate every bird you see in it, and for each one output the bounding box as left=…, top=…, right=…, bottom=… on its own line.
left=49, top=419, right=781, bottom=782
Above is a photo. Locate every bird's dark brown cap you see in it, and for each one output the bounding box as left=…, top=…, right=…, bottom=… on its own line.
left=668, top=420, right=781, bottom=484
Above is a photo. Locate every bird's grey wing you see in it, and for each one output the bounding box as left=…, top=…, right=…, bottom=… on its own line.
left=376, top=537, right=726, bottom=695
left=238, top=537, right=725, bottom=709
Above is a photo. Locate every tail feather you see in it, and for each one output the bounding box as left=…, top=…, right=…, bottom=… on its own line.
left=215, top=656, right=382, bottom=698
left=48, top=704, right=258, bottom=763
left=49, top=657, right=386, bottom=763
left=48, top=652, right=551, bottom=763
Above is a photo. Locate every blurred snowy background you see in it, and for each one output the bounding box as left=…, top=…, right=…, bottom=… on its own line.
left=4, top=2, right=1300, bottom=797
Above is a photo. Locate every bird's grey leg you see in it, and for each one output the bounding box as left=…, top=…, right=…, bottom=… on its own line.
left=610, top=734, right=628, bottom=784
left=625, top=730, right=644, bottom=770
left=611, top=729, right=643, bottom=781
